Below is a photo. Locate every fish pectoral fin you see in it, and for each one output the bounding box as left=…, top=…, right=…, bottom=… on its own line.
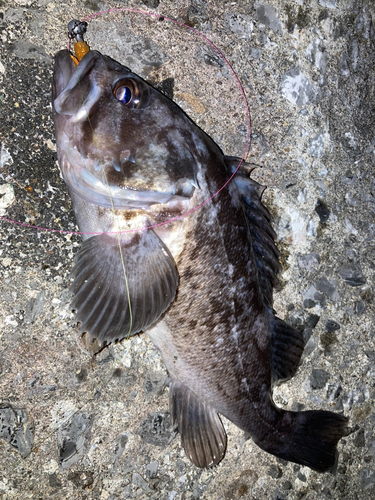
left=270, top=314, right=305, bottom=385
left=70, top=230, right=178, bottom=345
left=169, top=381, right=227, bottom=468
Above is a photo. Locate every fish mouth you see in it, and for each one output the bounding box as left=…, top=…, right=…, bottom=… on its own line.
left=61, top=154, right=192, bottom=211
left=52, top=49, right=98, bottom=102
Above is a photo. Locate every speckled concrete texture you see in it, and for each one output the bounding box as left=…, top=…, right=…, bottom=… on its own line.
left=0, top=0, right=374, bottom=498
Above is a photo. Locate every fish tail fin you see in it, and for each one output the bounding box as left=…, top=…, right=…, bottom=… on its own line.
left=267, top=409, right=348, bottom=472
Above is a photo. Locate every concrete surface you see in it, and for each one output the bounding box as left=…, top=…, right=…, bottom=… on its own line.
left=0, top=0, right=374, bottom=498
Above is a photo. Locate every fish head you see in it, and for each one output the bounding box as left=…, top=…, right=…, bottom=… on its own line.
left=52, top=49, right=209, bottom=212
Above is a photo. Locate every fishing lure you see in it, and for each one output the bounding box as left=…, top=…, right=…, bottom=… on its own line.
left=68, top=19, right=90, bottom=65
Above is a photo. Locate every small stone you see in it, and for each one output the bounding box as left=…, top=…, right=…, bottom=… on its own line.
left=24, top=290, right=45, bottom=324
left=315, top=199, right=330, bottom=222
left=281, top=480, right=293, bottom=490
left=250, top=48, right=262, bottom=59
left=225, top=12, right=253, bottom=39
left=326, top=383, right=342, bottom=402
left=274, top=491, right=286, bottom=500
left=353, top=429, right=365, bottom=448
left=48, top=473, right=62, bottom=488
left=341, top=131, right=361, bottom=157
left=319, top=0, right=336, bottom=8
left=298, top=253, right=321, bottom=272
left=361, top=469, right=375, bottom=491
left=268, top=465, right=282, bottom=478
left=297, top=471, right=306, bottom=482
left=2, top=257, right=12, bottom=268
left=304, top=336, right=318, bottom=357
left=176, top=459, right=186, bottom=473
left=142, top=0, right=160, bottom=8
left=305, top=39, right=326, bottom=73
left=356, top=301, right=366, bottom=315
left=309, top=369, right=330, bottom=390
left=4, top=8, right=24, bottom=23
left=138, top=412, right=172, bottom=447
left=315, top=276, right=338, bottom=300
left=145, top=461, right=159, bottom=479
left=0, top=405, right=34, bottom=457
left=0, top=184, right=15, bottom=216
left=67, top=471, right=94, bottom=489
left=325, top=320, right=340, bottom=332
left=302, top=285, right=327, bottom=309
left=254, top=3, right=283, bottom=34
left=305, top=314, right=320, bottom=329
left=132, top=472, right=152, bottom=492
left=57, top=412, right=92, bottom=470
left=310, top=133, right=324, bottom=158
left=338, top=266, right=366, bottom=286
left=280, top=67, right=321, bottom=107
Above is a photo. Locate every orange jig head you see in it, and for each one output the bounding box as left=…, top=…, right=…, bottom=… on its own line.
left=67, top=19, right=90, bottom=66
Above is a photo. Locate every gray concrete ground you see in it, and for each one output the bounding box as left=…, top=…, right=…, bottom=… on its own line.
left=0, top=0, right=374, bottom=498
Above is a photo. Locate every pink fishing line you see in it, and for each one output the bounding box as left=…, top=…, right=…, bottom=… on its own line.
left=0, top=8, right=251, bottom=236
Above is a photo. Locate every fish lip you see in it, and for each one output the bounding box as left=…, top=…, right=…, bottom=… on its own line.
left=52, top=50, right=75, bottom=101
left=61, top=155, right=193, bottom=211
left=52, top=50, right=102, bottom=107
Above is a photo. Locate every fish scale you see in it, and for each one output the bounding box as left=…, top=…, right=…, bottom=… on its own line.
left=52, top=22, right=348, bottom=472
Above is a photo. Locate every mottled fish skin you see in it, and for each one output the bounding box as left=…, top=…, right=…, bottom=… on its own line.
left=52, top=49, right=348, bottom=472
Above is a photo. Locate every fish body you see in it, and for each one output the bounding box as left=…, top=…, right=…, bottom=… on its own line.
left=52, top=49, right=347, bottom=471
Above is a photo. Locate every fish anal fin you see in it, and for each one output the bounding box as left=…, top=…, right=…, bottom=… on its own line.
left=70, top=230, right=178, bottom=344
left=169, top=381, right=227, bottom=468
left=270, top=315, right=305, bottom=385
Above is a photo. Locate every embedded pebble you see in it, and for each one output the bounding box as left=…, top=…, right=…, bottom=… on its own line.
left=298, top=253, right=320, bottom=271
left=308, top=369, right=330, bottom=390
left=325, top=320, right=340, bottom=333
left=0, top=405, right=34, bottom=457
left=280, top=68, right=321, bottom=107
left=57, top=412, right=92, bottom=470
left=254, top=3, right=282, bottom=34
left=338, top=266, right=366, bottom=286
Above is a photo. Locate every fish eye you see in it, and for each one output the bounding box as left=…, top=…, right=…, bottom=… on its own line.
left=115, top=86, right=132, bottom=105
left=113, top=78, right=150, bottom=109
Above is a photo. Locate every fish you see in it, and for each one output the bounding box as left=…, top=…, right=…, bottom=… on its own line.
left=52, top=47, right=348, bottom=472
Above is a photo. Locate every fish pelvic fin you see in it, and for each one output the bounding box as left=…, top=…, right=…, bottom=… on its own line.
left=70, top=229, right=178, bottom=345
left=269, top=313, right=305, bottom=385
left=264, top=410, right=349, bottom=473
left=225, top=156, right=281, bottom=309
left=169, top=381, right=227, bottom=468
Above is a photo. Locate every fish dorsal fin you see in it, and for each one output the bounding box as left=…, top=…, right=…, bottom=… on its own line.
left=70, top=230, right=178, bottom=345
left=225, top=157, right=304, bottom=385
left=225, top=156, right=282, bottom=308
left=169, top=381, right=227, bottom=468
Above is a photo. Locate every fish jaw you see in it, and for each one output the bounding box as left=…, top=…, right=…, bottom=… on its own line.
left=52, top=49, right=208, bottom=212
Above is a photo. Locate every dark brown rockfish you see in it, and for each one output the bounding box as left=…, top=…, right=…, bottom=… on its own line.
left=52, top=48, right=348, bottom=472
